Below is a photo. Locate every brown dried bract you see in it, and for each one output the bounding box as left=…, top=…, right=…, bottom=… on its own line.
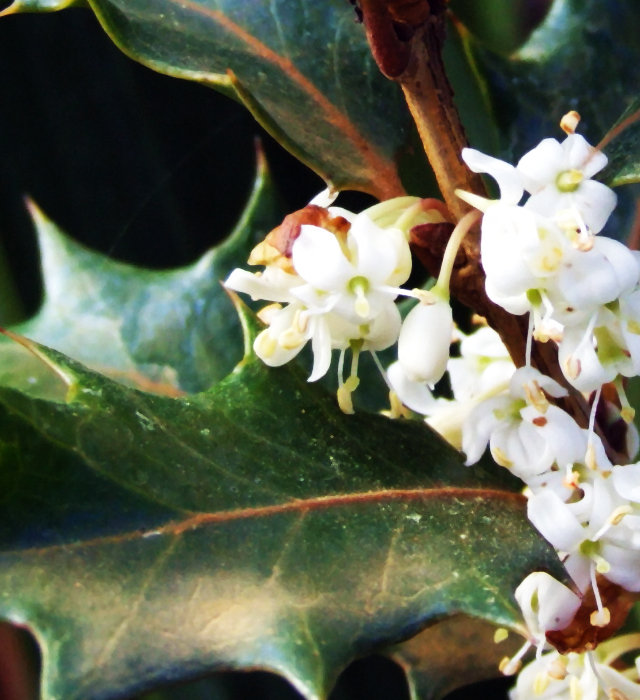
left=249, top=205, right=350, bottom=273
left=546, top=577, right=638, bottom=654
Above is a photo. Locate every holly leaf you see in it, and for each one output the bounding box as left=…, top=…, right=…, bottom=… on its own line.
left=0, top=147, right=281, bottom=396
left=470, top=0, right=640, bottom=159
left=1, top=0, right=417, bottom=199
left=0, top=303, right=566, bottom=700
left=387, top=615, right=520, bottom=700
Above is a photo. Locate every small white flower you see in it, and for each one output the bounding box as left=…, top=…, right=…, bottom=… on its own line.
left=528, top=469, right=640, bottom=593
left=291, top=212, right=411, bottom=325
left=517, top=134, right=617, bottom=234
left=515, top=572, right=581, bottom=646
left=462, top=367, right=586, bottom=481
left=448, top=326, right=515, bottom=402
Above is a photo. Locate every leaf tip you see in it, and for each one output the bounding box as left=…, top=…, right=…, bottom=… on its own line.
left=0, top=328, right=79, bottom=400
left=0, top=2, right=20, bottom=16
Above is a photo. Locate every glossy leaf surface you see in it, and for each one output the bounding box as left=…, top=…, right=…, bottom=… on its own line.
left=0, top=149, right=281, bottom=396
left=0, top=307, right=565, bottom=700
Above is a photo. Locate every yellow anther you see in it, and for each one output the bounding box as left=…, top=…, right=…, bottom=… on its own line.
left=255, top=330, right=277, bottom=358
left=499, top=656, right=521, bottom=676
left=609, top=688, right=632, bottom=700
left=279, top=327, right=305, bottom=351
left=560, top=110, right=581, bottom=134
left=610, top=505, right=633, bottom=526
left=621, top=406, right=636, bottom=424
left=590, top=607, right=611, bottom=627
left=547, top=657, right=568, bottom=680
left=534, top=671, right=550, bottom=695
left=570, top=675, right=583, bottom=700
left=586, top=443, right=598, bottom=471
left=627, top=320, right=640, bottom=335
left=337, top=386, right=354, bottom=415
left=524, top=380, right=549, bottom=414
left=492, top=447, right=513, bottom=468
left=493, top=628, right=509, bottom=644
left=344, top=376, right=360, bottom=392
left=389, top=391, right=404, bottom=419
left=565, top=354, right=582, bottom=380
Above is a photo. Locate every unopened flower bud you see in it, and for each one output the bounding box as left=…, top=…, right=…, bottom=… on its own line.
left=397, top=296, right=453, bottom=386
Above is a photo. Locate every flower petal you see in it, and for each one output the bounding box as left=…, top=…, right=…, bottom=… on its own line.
left=225, top=267, right=300, bottom=303
left=386, top=361, right=438, bottom=415
left=528, top=490, right=585, bottom=551
left=571, top=180, right=617, bottom=233
left=292, top=225, right=354, bottom=291
left=462, top=148, right=524, bottom=205
left=517, top=138, right=564, bottom=194
left=308, top=316, right=333, bottom=382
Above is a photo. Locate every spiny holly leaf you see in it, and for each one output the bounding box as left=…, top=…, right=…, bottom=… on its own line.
left=471, top=0, right=640, bottom=160
left=387, top=615, right=520, bottom=700
left=3, top=0, right=415, bottom=199
left=0, top=147, right=281, bottom=396
left=0, top=303, right=566, bottom=700
left=598, top=97, right=640, bottom=188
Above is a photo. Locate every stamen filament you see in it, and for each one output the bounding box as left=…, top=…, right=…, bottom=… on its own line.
left=433, top=209, right=482, bottom=299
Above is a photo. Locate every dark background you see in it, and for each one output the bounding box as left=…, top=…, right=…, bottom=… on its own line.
left=0, top=2, right=550, bottom=698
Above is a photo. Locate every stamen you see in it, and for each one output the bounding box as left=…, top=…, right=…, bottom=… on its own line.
left=547, top=656, right=569, bottom=680
left=348, top=277, right=371, bottom=318
left=589, top=561, right=611, bottom=627
left=566, top=313, right=598, bottom=381
left=614, top=377, right=635, bottom=423
left=592, top=506, right=633, bottom=542
left=389, top=391, right=404, bottom=419
left=570, top=675, right=583, bottom=700
left=455, top=189, right=492, bottom=212
left=586, top=386, right=602, bottom=469
left=526, top=310, right=534, bottom=368
left=499, top=640, right=532, bottom=676
left=524, top=380, right=549, bottom=414
left=556, top=169, right=584, bottom=193
left=560, top=110, right=581, bottom=134
left=337, top=386, right=354, bottom=414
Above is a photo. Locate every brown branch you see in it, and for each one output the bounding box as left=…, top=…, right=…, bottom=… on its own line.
left=358, top=0, right=625, bottom=462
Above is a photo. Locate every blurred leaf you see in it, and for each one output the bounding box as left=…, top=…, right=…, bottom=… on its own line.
left=0, top=304, right=566, bottom=700
left=4, top=0, right=420, bottom=199
left=598, top=97, right=640, bottom=187
left=0, top=147, right=281, bottom=395
left=0, top=0, right=83, bottom=14
left=472, top=0, right=640, bottom=160
left=388, top=615, right=520, bottom=700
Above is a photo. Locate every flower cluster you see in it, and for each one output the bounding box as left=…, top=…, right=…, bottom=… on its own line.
left=225, top=114, right=640, bottom=699
left=225, top=190, right=465, bottom=412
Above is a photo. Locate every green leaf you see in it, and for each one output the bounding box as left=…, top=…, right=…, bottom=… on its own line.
left=387, top=615, right=521, bottom=700
left=598, top=97, right=640, bottom=187
left=472, top=0, right=640, bottom=160
left=0, top=147, right=282, bottom=396
left=10, top=0, right=418, bottom=199
left=0, top=0, right=84, bottom=15
left=0, top=306, right=566, bottom=700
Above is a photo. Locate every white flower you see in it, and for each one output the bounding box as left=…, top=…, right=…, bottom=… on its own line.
left=397, top=293, right=453, bottom=386
left=225, top=263, right=304, bottom=304
left=517, top=134, right=617, bottom=234
left=462, top=367, right=585, bottom=481
left=528, top=469, right=640, bottom=593
left=448, top=326, right=515, bottom=401
left=290, top=212, right=411, bottom=325
left=515, top=572, right=581, bottom=646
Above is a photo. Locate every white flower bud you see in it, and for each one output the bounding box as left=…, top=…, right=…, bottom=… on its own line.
left=397, top=296, right=453, bottom=386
